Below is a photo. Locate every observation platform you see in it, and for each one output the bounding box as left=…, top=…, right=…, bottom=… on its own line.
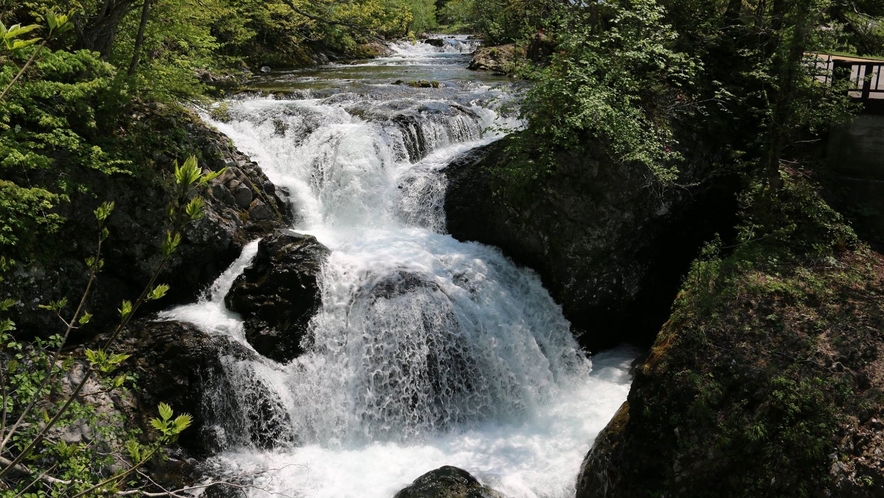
left=816, top=53, right=884, bottom=234
left=810, top=52, right=884, bottom=115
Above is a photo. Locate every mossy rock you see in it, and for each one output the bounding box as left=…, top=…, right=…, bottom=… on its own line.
left=394, top=466, right=505, bottom=498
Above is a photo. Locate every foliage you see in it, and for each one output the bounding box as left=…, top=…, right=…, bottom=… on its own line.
left=0, top=42, right=123, bottom=264
left=0, top=156, right=218, bottom=495
left=517, top=0, right=699, bottom=184
left=656, top=0, right=864, bottom=190
left=437, top=0, right=477, bottom=33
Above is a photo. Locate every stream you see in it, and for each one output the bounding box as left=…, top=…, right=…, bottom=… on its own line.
left=162, top=37, right=635, bottom=498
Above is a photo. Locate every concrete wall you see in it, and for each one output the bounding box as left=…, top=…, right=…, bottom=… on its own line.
left=829, top=114, right=884, bottom=175
left=828, top=114, right=884, bottom=233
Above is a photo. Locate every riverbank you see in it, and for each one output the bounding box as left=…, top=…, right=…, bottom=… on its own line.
left=577, top=171, right=884, bottom=497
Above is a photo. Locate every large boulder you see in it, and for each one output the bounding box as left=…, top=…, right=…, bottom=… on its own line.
left=444, top=135, right=736, bottom=351
left=394, top=466, right=504, bottom=498
left=574, top=200, right=884, bottom=497
left=467, top=44, right=520, bottom=74
left=224, top=229, right=329, bottom=363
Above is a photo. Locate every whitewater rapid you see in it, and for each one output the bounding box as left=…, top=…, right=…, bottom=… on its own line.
left=162, top=37, right=634, bottom=498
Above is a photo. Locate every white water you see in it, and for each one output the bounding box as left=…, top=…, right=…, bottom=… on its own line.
left=163, top=40, right=634, bottom=498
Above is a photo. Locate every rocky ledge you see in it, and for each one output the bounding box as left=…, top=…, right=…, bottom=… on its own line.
left=444, top=134, right=736, bottom=351
left=576, top=176, right=884, bottom=497
left=3, top=105, right=292, bottom=340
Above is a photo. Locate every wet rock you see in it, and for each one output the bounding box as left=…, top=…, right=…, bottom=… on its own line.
left=423, top=38, right=445, bottom=47
left=113, top=320, right=258, bottom=457
left=203, top=484, right=248, bottom=498
left=394, top=466, right=505, bottom=498
left=394, top=79, right=442, bottom=89
left=248, top=199, right=275, bottom=221
left=444, top=135, right=736, bottom=352
left=225, top=230, right=329, bottom=363
left=233, top=184, right=253, bottom=208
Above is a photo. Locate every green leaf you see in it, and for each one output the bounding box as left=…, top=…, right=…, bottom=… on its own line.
left=38, top=298, right=67, bottom=313
left=150, top=418, right=165, bottom=432
left=118, top=300, right=133, bottom=321
left=4, top=23, right=40, bottom=39
left=10, top=38, right=40, bottom=50
left=78, top=311, right=92, bottom=325
left=125, top=439, right=142, bottom=461
left=173, top=414, right=193, bottom=432
left=185, top=197, right=205, bottom=221
left=199, top=167, right=226, bottom=186
left=148, top=284, right=170, bottom=301
left=84, top=348, right=103, bottom=367
left=108, top=352, right=131, bottom=365
left=161, top=231, right=181, bottom=257
left=158, top=402, right=173, bottom=421
left=94, top=201, right=115, bottom=224
left=44, top=12, right=73, bottom=37
left=174, top=156, right=201, bottom=187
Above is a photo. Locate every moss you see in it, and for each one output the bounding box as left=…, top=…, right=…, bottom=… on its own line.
left=588, top=172, right=884, bottom=497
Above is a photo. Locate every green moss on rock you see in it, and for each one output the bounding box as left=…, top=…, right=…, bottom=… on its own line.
left=578, top=172, right=884, bottom=497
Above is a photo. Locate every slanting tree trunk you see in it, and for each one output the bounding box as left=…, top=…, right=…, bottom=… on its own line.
left=128, top=0, right=152, bottom=76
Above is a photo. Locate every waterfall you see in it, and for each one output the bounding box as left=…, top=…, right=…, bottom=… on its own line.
left=163, top=38, right=634, bottom=498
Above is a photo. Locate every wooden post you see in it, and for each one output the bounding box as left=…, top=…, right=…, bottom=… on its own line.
left=862, top=63, right=873, bottom=101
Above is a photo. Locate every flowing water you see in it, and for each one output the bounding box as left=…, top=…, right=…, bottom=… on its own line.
left=162, top=37, right=635, bottom=498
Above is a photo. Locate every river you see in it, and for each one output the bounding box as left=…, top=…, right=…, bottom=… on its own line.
left=162, top=37, right=634, bottom=498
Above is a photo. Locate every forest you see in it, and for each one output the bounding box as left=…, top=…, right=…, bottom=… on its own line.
left=2, top=0, right=884, bottom=496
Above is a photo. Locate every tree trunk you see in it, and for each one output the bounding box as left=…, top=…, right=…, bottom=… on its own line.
left=128, top=0, right=152, bottom=76
left=75, top=0, right=137, bottom=60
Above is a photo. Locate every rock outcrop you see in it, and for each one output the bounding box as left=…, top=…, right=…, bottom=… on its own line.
left=467, top=44, right=519, bottom=74
left=225, top=230, right=329, bottom=363
left=3, top=106, right=292, bottom=340
left=575, top=178, right=884, bottom=497
left=113, top=320, right=258, bottom=456
left=444, top=135, right=736, bottom=351
left=394, top=466, right=504, bottom=498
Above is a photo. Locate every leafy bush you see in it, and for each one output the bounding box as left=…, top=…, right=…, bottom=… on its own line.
left=0, top=157, right=221, bottom=495
left=517, top=0, right=699, bottom=184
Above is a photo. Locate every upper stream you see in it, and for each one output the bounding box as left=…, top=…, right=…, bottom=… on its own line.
left=162, top=37, right=634, bottom=498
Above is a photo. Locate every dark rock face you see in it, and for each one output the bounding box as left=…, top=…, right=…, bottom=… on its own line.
left=444, top=135, right=736, bottom=352
left=224, top=229, right=329, bottom=363
left=3, top=108, right=293, bottom=340
left=113, top=320, right=257, bottom=457
left=394, top=466, right=504, bottom=498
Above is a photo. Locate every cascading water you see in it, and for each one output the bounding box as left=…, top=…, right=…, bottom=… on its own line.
left=162, top=36, right=635, bottom=497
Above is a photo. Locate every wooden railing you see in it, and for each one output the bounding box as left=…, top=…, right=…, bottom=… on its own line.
left=810, top=53, right=884, bottom=114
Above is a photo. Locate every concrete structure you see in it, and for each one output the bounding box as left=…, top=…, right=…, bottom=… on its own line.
left=828, top=112, right=884, bottom=233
